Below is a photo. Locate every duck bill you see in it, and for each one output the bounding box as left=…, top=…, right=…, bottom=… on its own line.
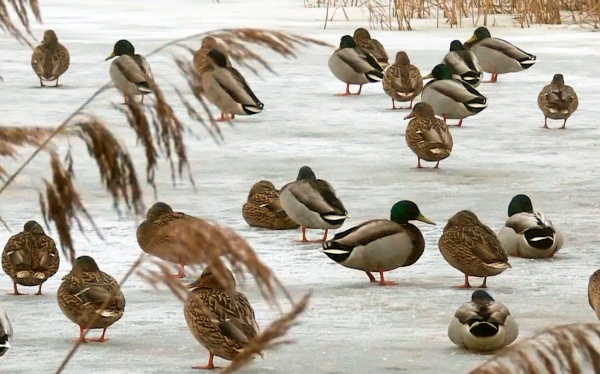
left=417, top=213, right=435, bottom=225
left=105, top=51, right=116, bottom=61
left=422, top=72, right=433, bottom=79
left=403, top=110, right=415, bottom=120
left=465, top=35, right=477, bottom=44
left=186, top=279, right=201, bottom=289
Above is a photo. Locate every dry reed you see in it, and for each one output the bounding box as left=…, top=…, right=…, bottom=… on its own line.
left=0, top=0, right=41, bottom=47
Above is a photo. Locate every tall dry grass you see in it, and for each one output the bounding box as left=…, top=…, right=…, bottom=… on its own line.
left=0, top=5, right=330, bottom=373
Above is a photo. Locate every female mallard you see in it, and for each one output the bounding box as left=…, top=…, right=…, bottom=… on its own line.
left=242, top=180, right=299, bottom=230
left=328, top=35, right=384, bottom=96
left=497, top=194, right=563, bottom=259
left=383, top=51, right=423, bottom=109
left=422, top=64, right=487, bottom=126
left=105, top=39, right=154, bottom=103
left=0, top=302, right=12, bottom=357
left=464, top=26, right=536, bottom=83
left=438, top=210, right=511, bottom=288
left=352, top=28, right=389, bottom=69
left=193, top=36, right=232, bottom=72
left=200, top=49, right=264, bottom=122
left=2, top=220, right=60, bottom=295
left=588, top=269, right=600, bottom=320
left=30, top=30, right=70, bottom=87
left=280, top=166, right=348, bottom=242
left=322, top=200, right=434, bottom=285
left=185, top=266, right=260, bottom=370
left=448, top=290, right=518, bottom=352
left=57, top=256, right=125, bottom=343
left=442, top=40, right=483, bottom=87
left=537, top=74, right=578, bottom=129
left=404, top=102, right=453, bottom=169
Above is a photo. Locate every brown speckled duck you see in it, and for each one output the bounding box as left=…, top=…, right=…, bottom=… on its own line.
left=193, top=36, right=232, bottom=73
left=2, top=220, right=59, bottom=295
left=30, top=30, right=70, bottom=87
left=438, top=210, right=510, bottom=288
left=353, top=28, right=389, bottom=69
left=537, top=74, right=578, bottom=129
left=57, top=256, right=125, bottom=343
left=404, top=102, right=453, bottom=169
left=242, top=180, right=299, bottom=230
left=383, top=51, right=423, bottom=110
left=184, top=266, right=260, bottom=370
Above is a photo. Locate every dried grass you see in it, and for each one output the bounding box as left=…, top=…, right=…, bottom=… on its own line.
left=0, top=0, right=41, bottom=47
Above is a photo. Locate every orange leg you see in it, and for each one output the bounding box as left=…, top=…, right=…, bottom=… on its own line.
left=8, top=281, right=24, bottom=296
left=300, top=226, right=308, bottom=242
left=453, top=274, right=472, bottom=288
left=456, top=119, right=463, bottom=127
left=216, top=111, right=230, bottom=122
left=417, top=157, right=423, bottom=168
left=356, top=84, right=363, bottom=95
left=442, top=114, right=447, bottom=123
left=87, top=328, right=109, bottom=343
left=173, top=264, right=186, bottom=279
left=35, top=284, right=43, bottom=295
left=193, top=352, right=216, bottom=370
left=484, top=73, right=498, bottom=83
left=335, top=83, right=352, bottom=96
left=378, top=271, right=397, bottom=286
left=479, top=277, right=488, bottom=288
left=71, top=325, right=88, bottom=343
left=318, top=229, right=329, bottom=243
left=365, top=272, right=377, bottom=283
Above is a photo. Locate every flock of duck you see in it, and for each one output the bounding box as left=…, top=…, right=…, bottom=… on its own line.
left=0, top=25, right=590, bottom=371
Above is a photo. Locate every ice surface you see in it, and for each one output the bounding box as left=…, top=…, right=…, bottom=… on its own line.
left=1, top=0, right=599, bottom=373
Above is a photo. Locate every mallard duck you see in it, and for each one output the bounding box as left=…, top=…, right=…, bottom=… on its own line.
left=422, top=64, right=487, bottom=126
left=322, top=200, right=434, bottom=285
left=200, top=49, right=264, bottom=122
left=497, top=194, right=563, bottom=259
left=2, top=220, right=60, bottom=295
left=328, top=35, right=384, bottom=96
left=404, top=102, right=453, bottom=168
left=57, top=256, right=125, bottom=343
left=0, top=302, right=12, bottom=357
left=464, top=26, right=536, bottom=83
left=30, top=30, right=70, bottom=87
left=184, top=265, right=260, bottom=370
left=448, top=290, right=518, bottom=352
left=193, top=36, right=232, bottom=73
left=589, top=269, right=600, bottom=320
left=442, top=40, right=483, bottom=87
left=242, top=180, right=299, bottom=230
left=105, top=39, right=154, bottom=104
left=352, top=28, right=389, bottom=69
left=280, top=166, right=348, bottom=242
left=383, top=51, right=423, bottom=109
left=438, top=210, right=511, bottom=288
left=537, top=74, right=578, bottom=129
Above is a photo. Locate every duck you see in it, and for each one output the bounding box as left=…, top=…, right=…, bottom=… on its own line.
left=382, top=51, right=423, bottom=109
left=588, top=269, right=600, bottom=320
left=30, top=30, right=70, bottom=87
left=537, top=74, right=578, bottom=129
left=328, top=35, right=384, bottom=96
left=352, top=28, right=389, bottom=69
left=57, top=256, right=125, bottom=343
left=448, top=290, right=518, bottom=352
left=438, top=210, right=511, bottom=288
left=422, top=64, right=487, bottom=126
left=442, top=40, right=483, bottom=87
left=464, top=26, right=536, bottom=83
left=184, top=265, right=260, bottom=370
left=279, top=166, right=348, bottom=242
left=404, top=102, right=453, bottom=169
left=0, top=302, right=12, bottom=357
left=105, top=39, right=154, bottom=104
left=242, top=180, right=299, bottom=230
left=1, top=220, right=60, bottom=295
left=322, top=200, right=434, bottom=285
left=497, top=194, right=563, bottom=259
left=199, top=48, right=264, bottom=122
left=193, top=36, right=232, bottom=73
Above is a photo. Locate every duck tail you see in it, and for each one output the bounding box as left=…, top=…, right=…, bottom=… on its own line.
left=519, top=55, right=537, bottom=69
left=461, top=71, right=481, bottom=86
left=366, top=70, right=384, bottom=83
left=137, top=81, right=152, bottom=94
left=524, top=226, right=556, bottom=250
left=242, top=104, right=263, bottom=115
left=464, top=97, right=487, bottom=114
left=469, top=321, right=500, bottom=338
left=321, top=241, right=352, bottom=263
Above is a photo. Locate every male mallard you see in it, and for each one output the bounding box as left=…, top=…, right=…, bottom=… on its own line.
left=30, top=30, right=70, bottom=87
left=497, top=194, right=563, bottom=259
left=280, top=166, right=348, bottom=242
left=448, top=290, right=518, bottom=352
left=105, top=39, right=154, bottom=104
left=422, top=64, right=487, bottom=126
left=322, top=200, right=434, bottom=285
left=352, top=28, right=389, bottom=69
left=464, top=26, right=536, bottom=83
left=442, top=40, right=483, bottom=87
left=537, top=74, right=578, bottom=129
left=0, top=302, right=12, bottom=357
left=404, top=102, right=453, bottom=169
left=383, top=51, right=423, bottom=109
left=184, top=266, right=260, bottom=370
left=242, top=180, right=299, bottom=230
left=588, top=269, right=600, bottom=320
left=438, top=210, right=511, bottom=288
left=57, top=256, right=125, bottom=343
left=200, top=49, right=264, bottom=122
left=328, top=35, right=384, bottom=96
left=193, top=36, right=232, bottom=73
left=2, top=220, right=60, bottom=295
